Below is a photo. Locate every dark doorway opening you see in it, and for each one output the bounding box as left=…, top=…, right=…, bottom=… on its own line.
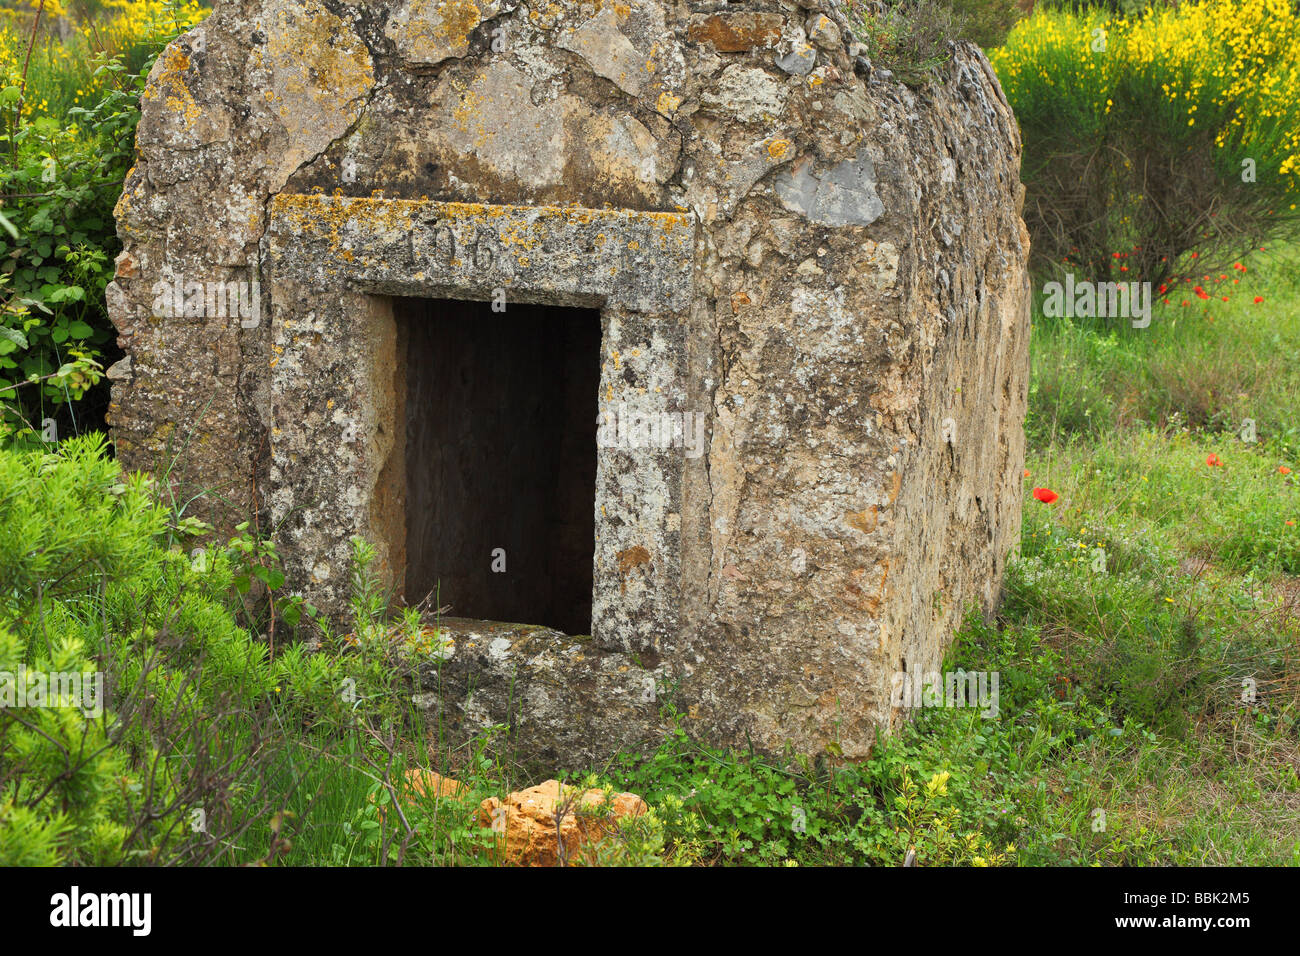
left=398, top=298, right=599, bottom=635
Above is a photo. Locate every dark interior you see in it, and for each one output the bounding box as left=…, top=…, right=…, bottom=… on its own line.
left=398, top=297, right=599, bottom=635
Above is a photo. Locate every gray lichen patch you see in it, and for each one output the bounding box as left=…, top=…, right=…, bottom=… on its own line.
left=773, top=150, right=885, bottom=227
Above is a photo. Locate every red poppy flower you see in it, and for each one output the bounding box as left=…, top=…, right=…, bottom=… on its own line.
left=1023, top=469, right=1031, bottom=478
left=1158, top=284, right=1168, bottom=293
left=1254, top=296, right=1264, bottom=304
left=1032, top=488, right=1059, bottom=504
left=1194, top=286, right=1210, bottom=300
left=1280, top=466, right=1292, bottom=475
left=1206, top=454, right=1222, bottom=467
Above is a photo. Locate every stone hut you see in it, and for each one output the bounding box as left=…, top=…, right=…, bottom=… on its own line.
left=107, top=0, right=1031, bottom=766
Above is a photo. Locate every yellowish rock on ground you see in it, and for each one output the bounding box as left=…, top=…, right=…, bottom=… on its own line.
left=477, top=779, right=648, bottom=867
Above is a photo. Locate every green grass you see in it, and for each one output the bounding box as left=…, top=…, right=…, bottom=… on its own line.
left=988, top=244, right=1300, bottom=864
left=1028, top=243, right=1300, bottom=454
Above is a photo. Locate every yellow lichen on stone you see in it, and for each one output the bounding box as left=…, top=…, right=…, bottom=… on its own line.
left=272, top=195, right=694, bottom=275
left=142, top=43, right=205, bottom=133
left=656, top=91, right=682, bottom=115
left=388, top=0, right=498, bottom=63
left=767, top=139, right=793, bottom=161
left=262, top=0, right=375, bottom=177
left=528, top=2, right=564, bottom=29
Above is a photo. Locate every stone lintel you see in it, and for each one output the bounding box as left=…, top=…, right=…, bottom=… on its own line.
left=266, top=195, right=697, bottom=313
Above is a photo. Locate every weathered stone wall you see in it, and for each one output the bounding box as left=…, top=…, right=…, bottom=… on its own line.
left=109, top=0, right=1030, bottom=766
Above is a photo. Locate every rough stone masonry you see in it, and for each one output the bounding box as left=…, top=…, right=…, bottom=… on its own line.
left=107, top=0, right=1031, bottom=767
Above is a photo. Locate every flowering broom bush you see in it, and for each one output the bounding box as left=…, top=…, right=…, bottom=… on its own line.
left=991, top=0, right=1300, bottom=289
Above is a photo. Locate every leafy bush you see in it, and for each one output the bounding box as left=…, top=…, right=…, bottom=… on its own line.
left=0, top=432, right=163, bottom=625
left=0, top=624, right=138, bottom=864
left=0, top=2, right=207, bottom=445
left=0, top=436, right=377, bottom=864
left=991, top=0, right=1300, bottom=287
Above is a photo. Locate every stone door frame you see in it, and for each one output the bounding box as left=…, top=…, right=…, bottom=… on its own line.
left=259, top=195, right=699, bottom=654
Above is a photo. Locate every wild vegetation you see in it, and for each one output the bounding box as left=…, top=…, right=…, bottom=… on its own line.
left=0, top=0, right=206, bottom=446
left=1, top=0, right=1297, bottom=865
left=852, top=0, right=1021, bottom=84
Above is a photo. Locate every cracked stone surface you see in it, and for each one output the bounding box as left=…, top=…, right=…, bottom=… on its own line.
left=109, top=0, right=1031, bottom=767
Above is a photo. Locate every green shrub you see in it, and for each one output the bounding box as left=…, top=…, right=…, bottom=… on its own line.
left=0, top=624, right=136, bottom=865
left=0, top=434, right=517, bottom=865
left=0, top=83, right=127, bottom=445
left=0, top=432, right=164, bottom=629
left=0, top=435, right=338, bottom=864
